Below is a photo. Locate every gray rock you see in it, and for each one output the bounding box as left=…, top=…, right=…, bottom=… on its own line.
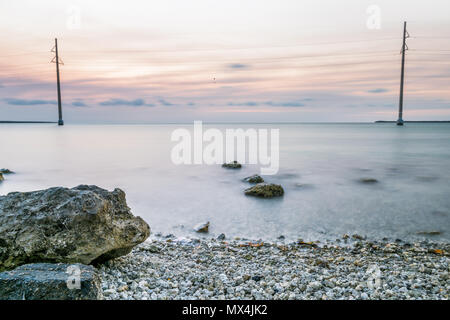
left=194, top=222, right=210, bottom=233
left=222, top=161, right=242, bottom=169
left=252, top=275, right=263, bottom=282
left=244, top=183, right=284, bottom=198
left=0, top=263, right=102, bottom=300
left=0, top=185, right=150, bottom=271
left=217, top=233, right=226, bottom=240
left=243, top=175, right=264, bottom=184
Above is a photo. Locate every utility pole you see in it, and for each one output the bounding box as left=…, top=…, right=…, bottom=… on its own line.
left=397, top=21, right=409, bottom=126
left=51, top=38, right=64, bottom=126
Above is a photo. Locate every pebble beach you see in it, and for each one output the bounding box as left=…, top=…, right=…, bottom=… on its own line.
left=99, top=235, right=449, bottom=300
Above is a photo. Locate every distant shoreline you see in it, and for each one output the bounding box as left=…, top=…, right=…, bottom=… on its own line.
left=375, top=120, right=450, bottom=123
left=2, top=120, right=450, bottom=125
left=2, top=121, right=450, bottom=125
left=0, top=121, right=57, bottom=124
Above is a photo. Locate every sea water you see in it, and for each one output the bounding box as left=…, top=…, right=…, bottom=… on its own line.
left=1, top=123, right=449, bottom=242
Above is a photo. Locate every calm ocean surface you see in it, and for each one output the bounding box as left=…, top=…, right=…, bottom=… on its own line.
left=1, top=123, right=450, bottom=242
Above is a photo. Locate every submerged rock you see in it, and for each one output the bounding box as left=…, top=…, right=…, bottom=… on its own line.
left=222, top=161, right=242, bottom=169
left=0, top=185, right=150, bottom=271
left=243, top=174, right=264, bottom=184
left=294, top=183, right=314, bottom=189
left=244, top=183, right=284, bottom=198
left=417, top=231, right=441, bottom=236
left=0, top=263, right=102, bottom=300
left=194, top=221, right=210, bottom=233
left=352, top=234, right=365, bottom=240
left=416, top=176, right=439, bottom=182
left=358, top=178, right=379, bottom=184
left=217, top=233, right=226, bottom=241
left=0, top=169, right=14, bottom=174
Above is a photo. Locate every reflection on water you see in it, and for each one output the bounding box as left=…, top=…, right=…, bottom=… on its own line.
left=1, top=123, right=450, bottom=242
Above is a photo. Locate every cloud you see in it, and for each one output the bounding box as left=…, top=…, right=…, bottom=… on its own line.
left=227, top=63, right=249, bottom=70
left=3, top=98, right=57, bottom=106
left=72, top=100, right=87, bottom=107
left=99, top=98, right=154, bottom=107
left=228, top=101, right=259, bottom=107
left=265, top=101, right=305, bottom=107
left=367, top=88, right=388, bottom=93
left=158, top=98, right=174, bottom=106
left=227, top=101, right=306, bottom=107
left=98, top=97, right=176, bottom=107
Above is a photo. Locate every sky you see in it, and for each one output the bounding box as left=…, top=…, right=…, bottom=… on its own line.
left=0, top=0, right=449, bottom=123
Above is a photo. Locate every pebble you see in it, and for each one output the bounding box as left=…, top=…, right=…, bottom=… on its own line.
left=99, top=237, right=449, bottom=300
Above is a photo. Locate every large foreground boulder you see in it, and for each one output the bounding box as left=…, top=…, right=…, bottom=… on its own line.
left=0, top=263, right=102, bottom=300
left=0, top=185, right=150, bottom=271
left=244, top=183, right=284, bottom=198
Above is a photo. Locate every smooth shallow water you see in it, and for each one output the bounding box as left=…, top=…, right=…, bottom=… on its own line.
left=1, top=123, right=450, bottom=242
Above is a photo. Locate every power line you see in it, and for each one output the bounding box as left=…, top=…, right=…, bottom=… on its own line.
left=0, top=35, right=448, bottom=59
left=2, top=55, right=448, bottom=79
left=1, top=32, right=449, bottom=92
left=0, top=50, right=49, bottom=58
left=411, top=36, right=450, bottom=40
left=0, top=50, right=401, bottom=73
left=0, top=38, right=401, bottom=58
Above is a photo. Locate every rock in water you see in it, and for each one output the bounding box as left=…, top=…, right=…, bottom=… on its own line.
left=0, top=263, right=102, bottom=300
left=0, top=185, right=150, bottom=271
left=194, top=221, right=210, bottom=233
left=222, top=161, right=242, bottom=169
left=417, top=231, right=441, bottom=236
left=244, top=183, right=284, bottom=198
left=0, top=173, right=3, bottom=182
left=243, top=174, right=264, bottom=184
left=0, top=169, right=14, bottom=174
left=358, top=178, right=378, bottom=184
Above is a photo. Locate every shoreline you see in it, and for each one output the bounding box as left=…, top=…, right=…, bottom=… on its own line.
left=99, top=235, right=449, bottom=300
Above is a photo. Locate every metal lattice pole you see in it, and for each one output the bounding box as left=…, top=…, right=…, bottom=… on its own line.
left=397, top=21, right=409, bottom=126
left=52, top=38, right=64, bottom=126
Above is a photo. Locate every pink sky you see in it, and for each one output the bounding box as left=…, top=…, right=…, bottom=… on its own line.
left=1, top=0, right=449, bottom=123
